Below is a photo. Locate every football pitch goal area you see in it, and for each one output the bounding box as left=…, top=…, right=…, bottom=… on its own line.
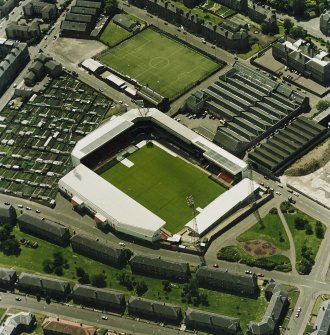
left=97, top=28, right=222, bottom=100
left=100, top=145, right=226, bottom=233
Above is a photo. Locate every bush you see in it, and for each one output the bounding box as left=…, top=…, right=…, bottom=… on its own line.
left=91, top=273, right=107, bottom=288
left=269, top=208, right=278, bottom=215
left=315, top=221, right=325, bottom=239
left=136, top=281, right=148, bottom=296
left=294, top=217, right=307, bottom=230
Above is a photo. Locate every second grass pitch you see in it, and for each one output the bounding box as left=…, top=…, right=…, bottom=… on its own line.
left=100, top=145, right=226, bottom=233
left=98, top=28, right=222, bottom=99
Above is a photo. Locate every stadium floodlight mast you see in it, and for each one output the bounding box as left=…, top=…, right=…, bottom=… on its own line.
left=186, top=195, right=199, bottom=246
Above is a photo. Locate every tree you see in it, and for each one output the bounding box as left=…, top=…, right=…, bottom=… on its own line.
left=136, top=281, right=148, bottom=296
left=292, top=0, right=305, bottom=17
left=117, top=272, right=133, bottom=290
left=316, top=100, right=330, bottom=112
left=78, top=273, right=90, bottom=284
left=289, top=26, right=307, bottom=39
left=315, top=221, right=324, bottom=239
left=76, top=267, right=85, bottom=277
left=305, top=223, right=313, bottom=235
left=261, top=22, right=270, bottom=35
left=200, top=293, right=209, bottom=306
left=1, top=237, right=20, bottom=255
left=54, top=266, right=63, bottom=276
left=294, top=217, right=306, bottom=230
left=162, top=280, right=172, bottom=292
left=91, top=273, right=107, bottom=288
left=43, top=259, right=54, bottom=273
left=283, top=18, right=294, bottom=34
left=104, top=0, right=118, bottom=16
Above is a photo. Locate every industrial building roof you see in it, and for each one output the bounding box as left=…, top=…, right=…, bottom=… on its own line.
left=59, top=163, right=166, bottom=238
left=186, top=178, right=260, bottom=235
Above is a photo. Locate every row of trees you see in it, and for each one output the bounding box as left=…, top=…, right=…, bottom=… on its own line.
left=117, top=272, right=148, bottom=296
left=43, top=252, right=69, bottom=276
left=294, top=217, right=325, bottom=239
left=283, top=18, right=307, bottom=39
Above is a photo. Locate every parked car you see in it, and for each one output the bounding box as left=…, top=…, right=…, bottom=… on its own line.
left=26, top=206, right=32, bottom=210
left=101, top=316, right=108, bottom=320
left=15, top=297, right=22, bottom=301
left=245, top=270, right=252, bottom=275
left=17, top=204, right=23, bottom=208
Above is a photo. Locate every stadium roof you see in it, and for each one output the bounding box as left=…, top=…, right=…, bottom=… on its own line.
left=71, top=108, right=247, bottom=176
left=186, top=178, right=260, bottom=235
left=59, top=164, right=166, bottom=240
left=81, top=58, right=104, bottom=73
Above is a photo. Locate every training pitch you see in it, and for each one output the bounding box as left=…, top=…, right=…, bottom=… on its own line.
left=98, top=28, right=221, bottom=99
left=100, top=145, right=226, bottom=233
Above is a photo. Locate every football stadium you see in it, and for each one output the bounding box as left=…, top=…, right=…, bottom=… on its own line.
left=59, top=109, right=260, bottom=243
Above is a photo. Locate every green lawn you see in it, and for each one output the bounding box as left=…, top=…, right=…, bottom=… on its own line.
left=284, top=209, right=326, bottom=273
left=98, top=28, right=221, bottom=99
left=100, top=21, right=133, bottom=46
left=100, top=145, right=226, bottom=233
left=237, top=210, right=290, bottom=250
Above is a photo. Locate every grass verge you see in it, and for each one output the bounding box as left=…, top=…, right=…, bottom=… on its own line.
left=237, top=209, right=290, bottom=250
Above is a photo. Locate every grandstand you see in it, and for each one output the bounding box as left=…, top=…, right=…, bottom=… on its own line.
left=248, top=117, right=328, bottom=175
left=59, top=108, right=255, bottom=243
left=190, top=62, right=309, bottom=156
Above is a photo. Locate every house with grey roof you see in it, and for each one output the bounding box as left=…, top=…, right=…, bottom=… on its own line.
left=0, top=40, right=29, bottom=96
left=248, top=1, right=277, bottom=31
left=23, top=0, right=58, bottom=20
left=196, top=266, right=259, bottom=296
left=113, top=14, right=139, bottom=32
left=0, top=203, right=17, bottom=224
left=17, top=272, right=71, bottom=299
left=130, top=255, right=190, bottom=282
left=310, top=300, right=330, bottom=335
left=17, top=213, right=70, bottom=246
left=0, top=0, right=19, bottom=18
left=72, top=284, right=126, bottom=313
left=0, top=312, right=36, bottom=335
left=248, top=281, right=288, bottom=335
left=0, top=267, right=16, bottom=290
left=70, top=233, right=126, bottom=267
left=71, top=5, right=97, bottom=16
left=44, top=59, right=63, bottom=77
left=60, top=20, right=90, bottom=38
left=272, top=38, right=330, bottom=85
left=185, top=308, right=240, bottom=334
left=5, top=21, right=41, bottom=42
left=128, top=296, right=182, bottom=324
left=320, top=11, right=330, bottom=36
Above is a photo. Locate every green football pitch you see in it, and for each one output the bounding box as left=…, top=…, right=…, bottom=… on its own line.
left=100, top=145, right=226, bottom=233
left=98, top=28, right=221, bottom=99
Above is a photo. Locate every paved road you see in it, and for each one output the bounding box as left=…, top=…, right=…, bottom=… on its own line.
left=0, top=292, right=182, bottom=335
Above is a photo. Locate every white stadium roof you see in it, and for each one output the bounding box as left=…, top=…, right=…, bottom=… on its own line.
left=186, top=178, right=260, bottom=236
left=81, top=58, right=104, bottom=73
left=71, top=108, right=247, bottom=176
left=59, top=164, right=165, bottom=240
